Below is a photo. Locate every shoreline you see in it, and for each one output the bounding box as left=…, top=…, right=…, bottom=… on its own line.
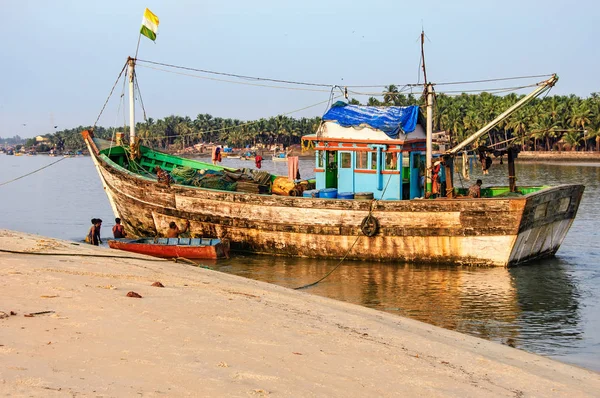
left=515, top=151, right=600, bottom=163
left=1, top=229, right=599, bottom=396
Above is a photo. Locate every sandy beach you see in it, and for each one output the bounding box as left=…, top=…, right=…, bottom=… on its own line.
left=1, top=229, right=599, bottom=397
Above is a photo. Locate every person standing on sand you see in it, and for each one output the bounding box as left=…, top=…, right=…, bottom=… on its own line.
left=87, top=218, right=103, bottom=245
left=112, top=218, right=127, bottom=238
left=166, top=220, right=190, bottom=238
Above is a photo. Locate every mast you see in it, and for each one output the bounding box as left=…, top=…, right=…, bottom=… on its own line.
left=127, top=57, right=136, bottom=149
left=426, top=83, right=433, bottom=195
left=421, top=30, right=433, bottom=195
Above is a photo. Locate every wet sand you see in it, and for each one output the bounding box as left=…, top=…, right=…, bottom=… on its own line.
left=1, top=229, right=599, bottom=397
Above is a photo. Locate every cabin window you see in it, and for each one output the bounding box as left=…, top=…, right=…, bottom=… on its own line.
left=370, top=152, right=378, bottom=170
left=413, top=154, right=423, bottom=170
left=385, top=152, right=398, bottom=170
left=355, top=152, right=369, bottom=169
left=327, top=151, right=337, bottom=170
left=402, top=155, right=410, bottom=180
left=340, top=152, right=352, bottom=168
left=316, top=150, right=324, bottom=168
left=402, top=156, right=410, bottom=169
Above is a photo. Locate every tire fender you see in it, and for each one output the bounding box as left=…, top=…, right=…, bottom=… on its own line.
left=360, top=215, right=379, bottom=237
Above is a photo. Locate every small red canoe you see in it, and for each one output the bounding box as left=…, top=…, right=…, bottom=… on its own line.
left=108, top=237, right=229, bottom=259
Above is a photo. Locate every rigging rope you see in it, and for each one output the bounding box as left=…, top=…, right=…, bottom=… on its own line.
left=136, top=95, right=342, bottom=141
left=434, top=74, right=553, bottom=86
left=137, top=59, right=335, bottom=88
left=137, top=64, right=333, bottom=93
left=93, top=61, right=128, bottom=130
left=0, top=157, right=66, bottom=187
left=430, top=84, right=539, bottom=95
left=136, top=58, right=551, bottom=91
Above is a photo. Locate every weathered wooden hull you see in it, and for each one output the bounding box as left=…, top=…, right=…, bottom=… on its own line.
left=107, top=238, right=229, bottom=259
left=85, top=138, right=583, bottom=267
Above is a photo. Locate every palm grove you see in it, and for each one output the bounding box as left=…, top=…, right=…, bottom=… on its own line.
left=15, top=86, right=600, bottom=153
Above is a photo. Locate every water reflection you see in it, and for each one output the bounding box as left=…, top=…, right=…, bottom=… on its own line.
left=211, top=253, right=583, bottom=358
left=509, top=257, right=583, bottom=355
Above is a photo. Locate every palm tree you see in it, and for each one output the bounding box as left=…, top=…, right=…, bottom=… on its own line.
left=367, top=97, right=381, bottom=106
left=562, top=131, right=583, bottom=151
left=569, top=102, right=591, bottom=150
left=383, top=85, right=399, bottom=106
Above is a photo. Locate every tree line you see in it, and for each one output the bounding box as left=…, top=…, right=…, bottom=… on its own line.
left=370, top=86, right=600, bottom=152
left=6, top=88, right=600, bottom=153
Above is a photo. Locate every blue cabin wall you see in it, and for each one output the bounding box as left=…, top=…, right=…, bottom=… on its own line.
left=315, top=146, right=412, bottom=200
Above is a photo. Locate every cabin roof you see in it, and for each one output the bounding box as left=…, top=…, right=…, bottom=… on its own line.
left=321, top=102, right=420, bottom=138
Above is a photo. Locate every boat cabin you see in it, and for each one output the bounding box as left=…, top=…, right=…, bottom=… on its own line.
left=303, top=102, right=433, bottom=200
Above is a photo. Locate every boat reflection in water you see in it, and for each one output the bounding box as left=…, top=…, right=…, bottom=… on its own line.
left=211, top=254, right=582, bottom=361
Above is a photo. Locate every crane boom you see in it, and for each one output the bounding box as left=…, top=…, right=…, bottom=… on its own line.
left=445, top=74, right=558, bottom=155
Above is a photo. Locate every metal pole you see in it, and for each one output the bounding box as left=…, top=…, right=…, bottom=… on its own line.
left=128, top=57, right=136, bottom=148
left=426, top=83, right=433, bottom=195
left=508, top=147, right=516, bottom=192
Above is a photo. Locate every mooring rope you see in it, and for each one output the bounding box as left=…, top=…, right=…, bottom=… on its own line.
left=0, top=248, right=211, bottom=269
left=294, top=173, right=395, bottom=290
left=0, top=157, right=66, bottom=187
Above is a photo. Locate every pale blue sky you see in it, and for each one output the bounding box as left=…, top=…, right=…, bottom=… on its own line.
left=1, top=0, right=598, bottom=138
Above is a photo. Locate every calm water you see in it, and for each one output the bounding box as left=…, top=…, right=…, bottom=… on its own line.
left=1, top=154, right=599, bottom=371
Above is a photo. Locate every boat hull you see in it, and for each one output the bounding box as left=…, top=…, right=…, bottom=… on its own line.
left=107, top=238, right=229, bottom=259
left=85, top=138, right=583, bottom=267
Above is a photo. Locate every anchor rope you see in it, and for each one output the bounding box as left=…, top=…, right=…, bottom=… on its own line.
left=294, top=173, right=395, bottom=290
left=0, top=157, right=66, bottom=187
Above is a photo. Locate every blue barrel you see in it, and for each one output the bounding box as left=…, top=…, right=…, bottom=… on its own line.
left=319, top=188, right=338, bottom=198
left=337, top=192, right=355, bottom=199
left=303, top=189, right=320, bottom=198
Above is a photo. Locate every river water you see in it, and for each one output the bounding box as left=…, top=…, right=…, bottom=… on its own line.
left=1, top=154, right=599, bottom=371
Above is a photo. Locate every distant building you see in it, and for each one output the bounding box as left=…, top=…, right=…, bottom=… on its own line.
left=433, top=130, right=450, bottom=152
left=35, top=135, right=50, bottom=143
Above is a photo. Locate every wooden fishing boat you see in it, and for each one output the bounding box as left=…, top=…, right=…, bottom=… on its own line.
left=82, top=57, right=584, bottom=267
left=108, top=237, right=230, bottom=259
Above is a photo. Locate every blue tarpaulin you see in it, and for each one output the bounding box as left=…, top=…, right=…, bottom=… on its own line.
left=322, top=102, right=419, bottom=138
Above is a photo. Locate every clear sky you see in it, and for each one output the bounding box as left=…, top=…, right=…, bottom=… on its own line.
left=1, top=0, right=598, bottom=138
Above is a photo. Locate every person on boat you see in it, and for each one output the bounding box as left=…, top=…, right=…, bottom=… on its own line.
left=212, top=146, right=222, bottom=165
left=112, top=217, right=127, bottom=239
left=432, top=160, right=442, bottom=197
left=154, top=166, right=174, bottom=187
left=254, top=154, right=263, bottom=169
left=483, top=154, right=493, bottom=175
left=87, top=218, right=102, bottom=245
left=166, top=220, right=190, bottom=238
left=468, top=179, right=483, bottom=198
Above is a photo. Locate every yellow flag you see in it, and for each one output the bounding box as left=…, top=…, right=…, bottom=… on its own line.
left=140, top=8, right=159, bottom=41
